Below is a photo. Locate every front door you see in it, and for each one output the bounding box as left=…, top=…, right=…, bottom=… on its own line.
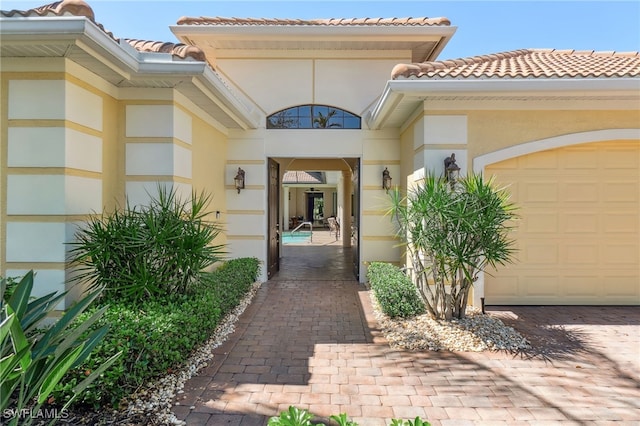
left=267, top=158, right=280, bottom=278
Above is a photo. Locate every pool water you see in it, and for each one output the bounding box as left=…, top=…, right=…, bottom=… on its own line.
left=282, top=231, right=311, bottom=244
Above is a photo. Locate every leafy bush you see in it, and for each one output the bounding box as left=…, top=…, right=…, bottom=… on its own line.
left=367, top=262, right=425, bottom=318
left=68, top=186, right=225, bottom=303
left=1, top=271, right=120, bottom=425
left=387, top=173, right=517, bottom=319
left=53, top=258, right=260, bottom=409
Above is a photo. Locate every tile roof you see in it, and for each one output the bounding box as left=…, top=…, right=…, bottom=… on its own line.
left=283, top=171, right=326, bottom=184
left=124, top=39, right=206, bottom=61
left=176, top=16, right=451, bottom=27
left=391, top=49, right=640, bottom=80
left=0, top=0, right=94, bottom=20
left=1, top=0, right=205, bottom=61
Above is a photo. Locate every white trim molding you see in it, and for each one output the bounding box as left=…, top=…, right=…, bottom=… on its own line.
left=473, top=128, right=640, bottom=173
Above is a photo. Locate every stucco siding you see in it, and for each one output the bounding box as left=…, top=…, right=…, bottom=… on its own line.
left=467, top=110, right=640, bottom=162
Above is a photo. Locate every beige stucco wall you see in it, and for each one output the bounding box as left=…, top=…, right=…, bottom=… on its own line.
left=192, top=113, right=228, bottom=250
left=467, top=110, right=640, bottom=165
left=1, top=56, right=232, bottom=305
left=217, top=57, right=402, bottom=117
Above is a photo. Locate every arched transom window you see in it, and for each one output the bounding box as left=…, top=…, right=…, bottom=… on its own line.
left=267, top=105, right=361, bottom=129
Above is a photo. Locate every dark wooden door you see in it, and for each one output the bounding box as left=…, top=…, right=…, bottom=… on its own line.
left=351, top=160, right=360, bottom=280
left=267, top=158, right=280, bottom=278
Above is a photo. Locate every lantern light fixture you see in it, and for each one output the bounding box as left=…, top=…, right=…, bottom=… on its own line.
left=444, top=153, right=461, bottom=186
left=234, top=167, right=245, bottom=193
left=382, top=167, right=392, bottom=192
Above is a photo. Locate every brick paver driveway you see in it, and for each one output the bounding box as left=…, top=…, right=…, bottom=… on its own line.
left=173, top=242, right=640, bottom=425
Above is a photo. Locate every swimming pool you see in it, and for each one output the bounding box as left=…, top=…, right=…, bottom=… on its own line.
left=282, top=231, right=312, bottom=244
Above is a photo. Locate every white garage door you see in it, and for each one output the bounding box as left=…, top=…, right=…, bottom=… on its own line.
left=485, top=140, right=639, bottom=305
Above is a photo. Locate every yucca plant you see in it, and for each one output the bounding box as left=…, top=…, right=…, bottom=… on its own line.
left=388, top=172, right=518, bottom=319
left=0, top=271, right=120, bottom=425
left=68, top=185, right=225, bottom=303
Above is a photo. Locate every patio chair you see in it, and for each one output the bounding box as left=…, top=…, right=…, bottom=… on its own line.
left=327, top=217, right=340, bottom=240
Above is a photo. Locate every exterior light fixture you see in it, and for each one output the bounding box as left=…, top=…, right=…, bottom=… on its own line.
left=234, top=167, right=245, bottom=193
left=382, top=167, right=392, bottom=192
left=444, top=153, right=460, bottom=187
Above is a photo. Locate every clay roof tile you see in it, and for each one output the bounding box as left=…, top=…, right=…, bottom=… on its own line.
left=176, top=16, right=451, bottom=27
left=391, top=48, right=640, bottom=80
left=1, top=0, right=94, bottom=20
left=1, top=0, right=206, bottom=63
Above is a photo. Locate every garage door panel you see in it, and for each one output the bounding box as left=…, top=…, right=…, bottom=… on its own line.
left=602, top=182, right=638, bottom=202
left=523, top=275, right=559, bottom=297
left=601, top=274, right=640, bottom=299
left=563, top=276, right=599, bottom=297
left=562, top=182, right=599, bottom=202
left=524, top=181, right=559, bottom=202
left=522, top=243, right=559, bottom=264
left=564, top=147, right=599, bottom=169
left=603, top=243, right=639, bottom=265
left=561, top=213, right=598, bottom=233
left=603, top=213, right=638, bottom=233
left=563, top=243, right=599, bottom=264
left=602, top=147, right=639, bottom=169
left=485, top=140, right=639, bottom=305
left=521, top=150, right=558, bottom=169
left=524, top=211, right=559, bottom=233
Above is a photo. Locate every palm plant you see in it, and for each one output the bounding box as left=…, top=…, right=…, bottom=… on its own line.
left=68, top=185, right=225, bottom=303
left=388, top=172, right=518, bottom=319
left=312, top=108, right=341, bottom=128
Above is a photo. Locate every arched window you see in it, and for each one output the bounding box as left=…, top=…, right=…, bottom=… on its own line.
left=267, top=105, right=361, bottom=129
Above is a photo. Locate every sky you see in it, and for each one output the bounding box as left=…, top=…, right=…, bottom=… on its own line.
left=1, top=0, right=639, bottom=60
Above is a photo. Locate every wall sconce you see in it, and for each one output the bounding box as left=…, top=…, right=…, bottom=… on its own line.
left=234, top=167, right=245, bottom=193
left=382, top=167, right=392, bottom=192
left=215, top=210, right=221, bottom=220
left=444, top=153, right=460, bottom=186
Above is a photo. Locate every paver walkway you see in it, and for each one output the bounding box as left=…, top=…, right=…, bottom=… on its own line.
left=173, top=236, right=640, bottom=425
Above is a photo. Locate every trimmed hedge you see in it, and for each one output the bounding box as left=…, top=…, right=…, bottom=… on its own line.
left=52, top=257, right=260, bottom=409
left=367, top=262, right=425, bottom=319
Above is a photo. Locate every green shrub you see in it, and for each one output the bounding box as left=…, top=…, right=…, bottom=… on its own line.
left=367, top=262, right=425, bottom=319
left=53, top=257, right=260, bottom=409
left=68, top=185, right=225, bottom=303
left=1, top=271, right=120, bottom=425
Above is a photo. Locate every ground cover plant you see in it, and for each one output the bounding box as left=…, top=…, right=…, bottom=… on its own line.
left=387, top=173, right=518, bottom=320
left=52, top=257, right=260, bottom=409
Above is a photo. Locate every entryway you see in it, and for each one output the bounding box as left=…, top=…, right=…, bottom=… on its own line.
left=266, top=157, right=361, bottom=282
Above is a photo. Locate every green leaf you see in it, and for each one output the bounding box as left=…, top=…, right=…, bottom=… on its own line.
left=38, top=344, right=85, bottom=404
left=65, top=350, right=122, bottom=410
left=6, top=270, right=34, bottom=319
left=6, top=305, right=32, bottom=372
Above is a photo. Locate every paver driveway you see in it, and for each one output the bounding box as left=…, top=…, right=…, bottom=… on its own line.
left=172, top=239, right=640, bottom=425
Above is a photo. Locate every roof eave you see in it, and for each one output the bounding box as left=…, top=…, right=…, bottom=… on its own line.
left=367, top=78, right=640, bottom=129
left=0, top=16, right=260, bottom=130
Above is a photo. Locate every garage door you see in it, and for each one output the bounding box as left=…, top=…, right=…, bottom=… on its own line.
left=484, top=140, right=639, bottom=305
